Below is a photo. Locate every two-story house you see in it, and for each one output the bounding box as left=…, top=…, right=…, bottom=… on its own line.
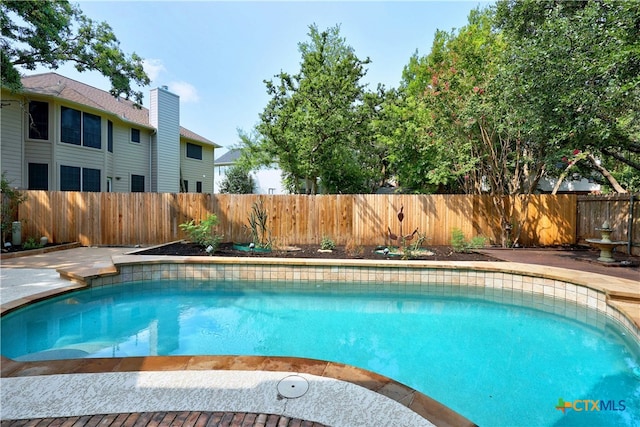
left=1, top=72, right=220, bottom=193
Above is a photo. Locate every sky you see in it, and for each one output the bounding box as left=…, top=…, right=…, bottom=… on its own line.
left=28, top=0, right=489, bottom=155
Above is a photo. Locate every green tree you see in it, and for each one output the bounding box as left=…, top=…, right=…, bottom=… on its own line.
left=218, top=164, right=255, bottom=194
left=255, top=24, right=386, bottom=194
left=1, top=0, right=149, bottom=104
left=389, top=8, right=525, bottom=192
left=495, top=0, right=640, bottom=193
left=390, top=8, right=548, bottom=246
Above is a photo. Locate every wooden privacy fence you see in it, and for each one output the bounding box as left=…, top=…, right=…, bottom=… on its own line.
left=16, top=191, right=592, bottom=249
left=577, top=194, right=640, bottom=255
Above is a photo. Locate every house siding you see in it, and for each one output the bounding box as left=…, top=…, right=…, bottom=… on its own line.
left=51, top=100, right=105, bottom=191
left=111, top=122, right=151, bottom=192
left=213, top=162, right=287, bottom=194
left=253, top=168, right=286, bottom=194
left=2, top=74, right=217, bottom=193
left=180, top=141, right=214, bottom=193
left=0, top=92, right=24, bottom=187
left=213, top=164, right=229, bottom=193
left=24, top=140, right=53, bottom=189
left=150, top=88, right=180, bottom=193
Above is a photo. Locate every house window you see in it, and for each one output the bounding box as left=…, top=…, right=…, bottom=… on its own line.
left=60, top=165, right=81, bottom=191
left=60, top=106, right=101, bottom=149
left=131, top=128, right=140, bottom=143
left=28, top=163, right=48, bottom=190
left=131, top=174, right=145, bottom=192
left=196, top=181, right=202, bottom=193
left=61, top=107, right=81, bottom=145
left=28, top=101, right=49, bottom=140
left=183, top=180, right=189, bottom=192
left=82, top=167, right=101, bottom=192
left=83, top=112, right=101, bottom=149
left=60, top=165, right=100, bottom=191
left=186, top=143, right=202, bottom=160
left=108, top=121, right=113, bottom=153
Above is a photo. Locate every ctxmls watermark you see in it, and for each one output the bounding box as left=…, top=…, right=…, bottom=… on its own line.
left=555, top=398, right=626, bottom=413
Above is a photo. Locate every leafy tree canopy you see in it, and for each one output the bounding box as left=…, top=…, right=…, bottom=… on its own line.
left=218, top=164, right=255, bottom=194
left=388, top=8, right=515, bottom=194
left=494, top=0, right=640, bottom=192
left=389, top=7, right=551, bottom=246
left=253, top=24, right=386, bottom=194
left=1, top=0, right=149, bottom=104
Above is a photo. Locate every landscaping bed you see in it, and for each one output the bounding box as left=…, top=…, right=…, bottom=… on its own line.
left=0, top=242, right=80, bottom=259
left=135, top=241, right=500, bottom=261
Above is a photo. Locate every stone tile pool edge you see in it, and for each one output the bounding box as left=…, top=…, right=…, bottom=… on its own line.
left=2, top=254, right=638, bottom=427
left=56, top=254, right=640, bottom=342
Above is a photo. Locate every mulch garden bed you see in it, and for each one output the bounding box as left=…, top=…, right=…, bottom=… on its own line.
left=135, top=241, right=500, bottom=262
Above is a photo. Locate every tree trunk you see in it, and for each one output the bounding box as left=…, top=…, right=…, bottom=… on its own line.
left=587, top=154, right=627, bottom=193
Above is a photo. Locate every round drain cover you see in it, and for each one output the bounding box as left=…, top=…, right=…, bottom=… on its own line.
left=277, top=375, right=309, bottom=398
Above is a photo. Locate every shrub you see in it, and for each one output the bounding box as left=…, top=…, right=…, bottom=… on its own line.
left=321, top=235, right=336, bottom=250
left=451, top=228, right=467, bottom=253
left=1, top=172, right=26, bottom=244
left=451, top=228, right=487, bottom=253
left=469, top=235, right=488, bottom=249
left=179, top=214, right=222, bottom=254
left=22, top=237, right=43, bottom=250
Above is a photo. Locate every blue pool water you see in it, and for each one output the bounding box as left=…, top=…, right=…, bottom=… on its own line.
left=2, top=280, right=638, bottom=426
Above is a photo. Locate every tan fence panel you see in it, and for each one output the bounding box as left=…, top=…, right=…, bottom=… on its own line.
left=17, top=191, right=584, bottom=248
left=516, top=194, right=577, bottom=246
left=352, top=194, right=500, bottom=246
left=577, top=194, right=639, bottom=255
left=19, top=191, right=51, bottom=244
left=213, top=194, right=257, bottom=244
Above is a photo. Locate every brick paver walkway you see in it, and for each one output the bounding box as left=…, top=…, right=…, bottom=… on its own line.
left=0, top=411, right=327, bottom=427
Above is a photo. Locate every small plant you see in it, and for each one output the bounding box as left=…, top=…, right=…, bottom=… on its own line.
left=1, top=172, right=26, bottom=244
left=246, top=198, right=272, bottom=249
left=400, top=231, right=428, bottom=259
left=22, top=237, right=44, bottom=250
left=451, top=228, right=468, bottom=253
left=179, top=213, right=222, bottom=254
left=470, top=235, right=488, bottom=249
left=345, top=239, right=364, bottom=257
left=409, top=231, right=427, bottom=250
left=451, top=228, right=487, bottom=253
left=321, top=235, right=336, bottom=250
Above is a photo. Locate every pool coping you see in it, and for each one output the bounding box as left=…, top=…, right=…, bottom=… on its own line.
left=1, top=355, right=472, bottom=426
left=2, top=253, right=638, bottom=426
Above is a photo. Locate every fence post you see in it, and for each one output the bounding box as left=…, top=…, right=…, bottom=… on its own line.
left=628, top=193, right=635, bottom=255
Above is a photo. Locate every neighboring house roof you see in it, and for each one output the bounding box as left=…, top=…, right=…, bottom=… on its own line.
left=19, top=72, right=219, bottom=148
left=215, top=149, right=242, bottom=166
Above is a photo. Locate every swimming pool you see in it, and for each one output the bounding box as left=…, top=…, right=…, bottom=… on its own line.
left=2, top=279, right=638, bottom=426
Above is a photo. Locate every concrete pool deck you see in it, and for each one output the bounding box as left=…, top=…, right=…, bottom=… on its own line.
left=1, top=245, right=638, bottom=426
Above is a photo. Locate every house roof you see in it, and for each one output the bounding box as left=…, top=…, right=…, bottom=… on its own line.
left=214, top=148, right=242, bottom=165
left=19, top=72, right=220, bottom=148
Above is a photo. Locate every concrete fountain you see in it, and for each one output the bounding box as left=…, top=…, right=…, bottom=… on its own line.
left=585, top=220, right=626, bottom=263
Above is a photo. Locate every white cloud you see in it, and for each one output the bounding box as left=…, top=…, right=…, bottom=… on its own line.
left=169, top=81, right=200, bottom=103
left=142, top=59, right=166, bottom=82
